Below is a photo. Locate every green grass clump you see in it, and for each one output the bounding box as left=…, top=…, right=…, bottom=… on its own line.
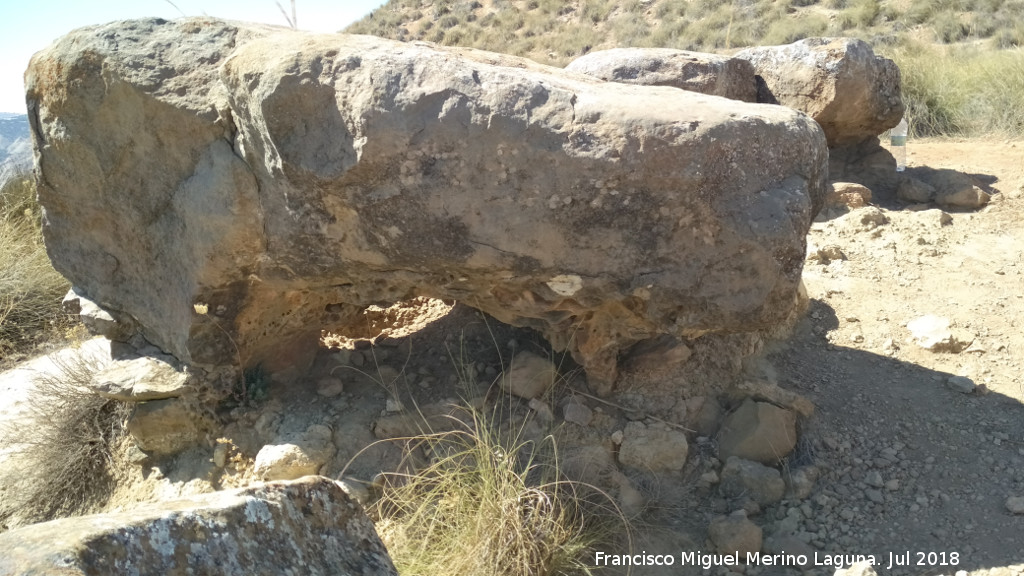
left=0, top=174, right=71, bottom=363
left=889, top=43, right=1024, bottom=137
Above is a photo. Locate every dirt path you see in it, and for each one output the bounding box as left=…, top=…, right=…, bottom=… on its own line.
left=764, top=138, right=1024, bottom=575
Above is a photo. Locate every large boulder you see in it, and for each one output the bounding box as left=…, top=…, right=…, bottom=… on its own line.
left=736, top=38, right=903, bottom=147
left=0, top=476, right=398, bottom=575
left=565, top=47, right=758, bottom=102
left=27, top=18, right=826, bottom=395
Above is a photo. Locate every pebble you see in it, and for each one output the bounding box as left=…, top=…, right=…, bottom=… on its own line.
left=946, top=375, right=977, bottom=394
left=1006, top=496, right=1024, bottom=514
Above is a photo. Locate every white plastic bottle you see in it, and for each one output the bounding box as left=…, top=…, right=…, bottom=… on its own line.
left=891, top=117, right=908, bottom=172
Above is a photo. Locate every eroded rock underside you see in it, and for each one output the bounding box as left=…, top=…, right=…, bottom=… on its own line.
left=26, top=18, right=826, bottom=394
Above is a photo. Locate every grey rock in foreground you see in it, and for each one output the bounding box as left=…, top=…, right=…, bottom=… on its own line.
left=0, top=476, right=397, bottom=576
left=27, top=18, right=826, bottom=394
left=566, top=47, right=758, bottom=102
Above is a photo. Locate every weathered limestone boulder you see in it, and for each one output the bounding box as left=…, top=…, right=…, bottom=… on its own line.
left=0, top=476, right=397, bottom=576
left=735, top=38, right=903, bottom=147
left=27, top=18, right=827, bottom=395
left=565, top=47, right=758, bottom=102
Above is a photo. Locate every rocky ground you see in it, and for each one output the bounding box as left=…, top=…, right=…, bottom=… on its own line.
left=1, top=138, right=1022, bottom=575
left=758, top=138, right=1024, bottom=576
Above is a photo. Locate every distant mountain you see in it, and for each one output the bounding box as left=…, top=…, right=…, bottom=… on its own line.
left=0, top=113, right=32, bottom=186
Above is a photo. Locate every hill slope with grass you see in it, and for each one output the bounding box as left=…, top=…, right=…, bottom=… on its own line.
left=347, top=0, right=1024, bottom=137
left=0, top=114, right=30, bottom=177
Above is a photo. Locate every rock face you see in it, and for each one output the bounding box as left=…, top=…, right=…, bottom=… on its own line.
left=735, top=38, right=903, bottom=147
left=0, top=476, right=398, bottom=576
left=565, top=48, right=758, bottom=102
left=27, top=18, right=826, bottom=394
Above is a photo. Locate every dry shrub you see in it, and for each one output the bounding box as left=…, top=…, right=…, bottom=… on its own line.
left=0, top=174, right=72, bottom=363
left=0, top=351, right=131, bottom=528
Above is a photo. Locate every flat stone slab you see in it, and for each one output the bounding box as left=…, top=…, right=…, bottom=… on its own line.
left=0, top=476, right=397, bottom=576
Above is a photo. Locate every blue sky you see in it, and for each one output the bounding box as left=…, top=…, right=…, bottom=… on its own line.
left=0, top=0, right=388, bottom=113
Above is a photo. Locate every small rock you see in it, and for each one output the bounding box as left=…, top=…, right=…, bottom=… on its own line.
left=385, top=397, right=403, bottom=413
left=699, top=471, right=720, bottom=486
left=946, top=375, right=976, bottom=394
left=127, top=398, right=202, bottom=455
left=1006, top=496, right=1024, bottom=514
left=618, top=421, right=689, bottom=472
left=213, top=443, right=229, bottom=468
left=884, top=479, right=899, bottom=491
left=720, top=457, right=785, bottom=505
left=785, top=466, right=819, bottom=500
left=937, top=184, right=990, bottom=209
left=826, top=182, right=873, bottom=209
left=500, top=352, right=559, bottom=400
left=809, top=244, right=846, bottom=264
left=707, top=511, right=762, bottom=556
left=865, top=489, right=884, bottom=503
left=897, top=177, right=936, bottom=203
left=253, top=424, right=337, bottom=481
left=610, top=430, right=624, bottom=445
left=906, top=315, right=971, bottom=352
left=316, top=377, right=344, bottom=398
left=335, top=477, right=371, bottom=506
left=852, top=206, right=888, bottom=230
left=612, top=472, right=646, bottom=518
left=527, top=397, right=555, bottom=423
left=562, top=398, right=594, bottom=426
left=718, top=398, right=797, bottom=465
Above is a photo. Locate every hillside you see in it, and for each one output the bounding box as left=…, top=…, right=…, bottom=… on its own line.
left=348, top=0, right=1024, bottom=59
left=0, top=114, right=31, bottom=181
left=347, top=0, right=1024, bottom=137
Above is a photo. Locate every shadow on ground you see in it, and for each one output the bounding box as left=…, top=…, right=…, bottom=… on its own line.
left=764, top=297, right=1024, bottom=575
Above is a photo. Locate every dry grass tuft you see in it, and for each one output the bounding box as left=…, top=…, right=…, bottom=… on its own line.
left=0, top=174, right=71, bottom=364
left=366, top=405, right=622, bottom=576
